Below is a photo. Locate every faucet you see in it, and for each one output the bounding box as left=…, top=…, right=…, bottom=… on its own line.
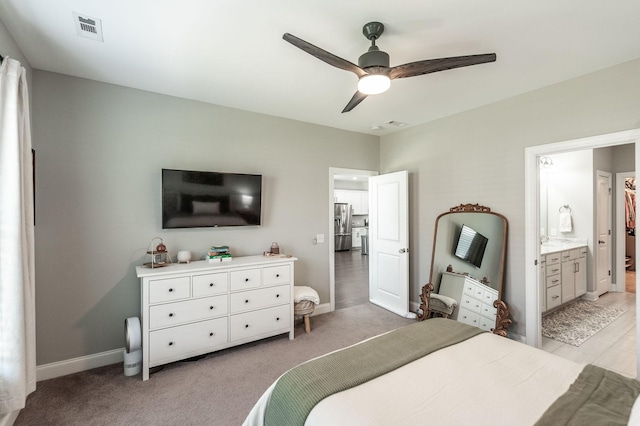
left=540, top=235, right=550, bottom=245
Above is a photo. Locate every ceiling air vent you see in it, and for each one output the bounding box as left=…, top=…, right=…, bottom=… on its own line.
left=72, top=12, right=103, bottom=42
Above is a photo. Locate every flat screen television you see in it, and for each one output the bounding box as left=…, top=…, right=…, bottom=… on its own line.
left=162, top=169, right=262, bottom=229
left=454, top=224, right=488, bottom=268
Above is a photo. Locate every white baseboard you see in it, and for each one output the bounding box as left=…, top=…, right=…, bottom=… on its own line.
left=583, top=291, right=599, bottom=301
left=311, top=302, right=331, bottom=316
left=38, top=303, right=330, bottom=382
left=36, top=348, right=124, bottom=382
left=35, top=300, right=421, bottom=382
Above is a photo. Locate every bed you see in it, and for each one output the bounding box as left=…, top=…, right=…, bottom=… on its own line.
left=243, top=318, right=640, bottom=426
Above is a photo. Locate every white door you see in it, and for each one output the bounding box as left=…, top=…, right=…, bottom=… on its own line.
left=368, top=171, right=412, bottom=318
left=597, top=170, right=612, bottom=296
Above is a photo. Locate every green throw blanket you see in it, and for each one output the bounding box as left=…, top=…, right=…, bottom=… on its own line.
left=535, top=364, right=640, bottom=425
left=264, top=318, right=483, bottom=426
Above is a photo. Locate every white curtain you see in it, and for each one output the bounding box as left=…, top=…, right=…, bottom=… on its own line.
left=0, top=57, right=36, bottom=414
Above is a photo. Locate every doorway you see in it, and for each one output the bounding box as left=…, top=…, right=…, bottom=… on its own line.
left=525, top=128, right=640, bottom=377
left=596, top=170, right=613, bottom=297
left=329, top=168, right=377, bottom=311
left=617, top=174, right=636, bottom=295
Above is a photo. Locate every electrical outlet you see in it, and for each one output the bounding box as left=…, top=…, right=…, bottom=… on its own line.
left=550, top=228, right=557, bottom=236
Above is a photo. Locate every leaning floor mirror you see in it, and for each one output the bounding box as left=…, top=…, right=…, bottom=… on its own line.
left=417, top=203, right=511, bottom=337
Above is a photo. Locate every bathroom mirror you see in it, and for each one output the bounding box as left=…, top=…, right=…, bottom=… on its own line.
left=417, top=203, right=510, bottom=336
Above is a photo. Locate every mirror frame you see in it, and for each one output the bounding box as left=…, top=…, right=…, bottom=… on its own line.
left=417, top=203, right=511, bottom=337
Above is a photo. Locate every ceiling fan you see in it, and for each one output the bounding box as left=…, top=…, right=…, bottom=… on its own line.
left=283, top=22, right=496, bottom=113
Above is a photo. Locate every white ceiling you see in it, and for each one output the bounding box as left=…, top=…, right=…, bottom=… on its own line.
left=2, top=1, right=640, bottom=136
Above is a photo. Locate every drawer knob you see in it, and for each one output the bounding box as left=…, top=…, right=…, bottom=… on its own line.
left=245, top=299, right=249, bottom=304
left=245, top=278, right=249, bottom=282
left=276, top=317, right=280, bottom=321
left=168, top=342, right=174, bottom=346
left=169, top=313, right=174, bottom=317
left=209, top=306, right=214, bottom=310
left=209, top=283, right=214, bottom=287
left=276, top=274, right=280, bottom=278
left=168, top=288, right=174, bottom=293
left=209, top=332, right=214, bottom=337
left=245, top=324, right=249, bottom=328
left=276, top=294, right=280, bottom=298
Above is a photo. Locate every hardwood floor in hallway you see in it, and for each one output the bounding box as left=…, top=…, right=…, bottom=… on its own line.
left=542, top=291, right=637, bottom=378
left=335, top=249, right=369, bottom=310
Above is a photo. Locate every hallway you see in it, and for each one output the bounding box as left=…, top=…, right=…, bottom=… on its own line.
left=335, top=249, right=369, bottom=310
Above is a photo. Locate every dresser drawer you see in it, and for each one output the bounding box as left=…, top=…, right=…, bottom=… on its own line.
left=149, top=276, right=190, bottom=304
left=482, top=289, right=498, bottom=306
left=149, top=317, right=228, bottom=364
left=230, top=304, right=291, bottom=342
left=478, top=316, right=495, bottom=332
left=546, top=285, right=562, bottom=310
left=460, top=294, right=482, bottom=314
left=263, top=265, right=290, bottom=286
left=149, top=295, right=228, bottom=329
left=458, top=308, right=480, bottom=328
left=546, top=253, right=561, bottom=266
left=230, top=268, right=261, bottom=291
left=193, top=272, right=228, bottom=297
left=546, top=265, right=561, bottom=277
left=480, top=302, right=496, bottom=320
left=229, top=284, right=290, bottom=314
left=546, top=275, right=561, bottom=289
left=462, top=281, right=482, bottom=300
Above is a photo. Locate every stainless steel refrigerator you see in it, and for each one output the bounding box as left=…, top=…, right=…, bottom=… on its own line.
left=334, top=203, right=352, bottom=251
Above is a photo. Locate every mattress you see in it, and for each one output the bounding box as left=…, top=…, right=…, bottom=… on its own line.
left=244, top=320, right=640, bottom=425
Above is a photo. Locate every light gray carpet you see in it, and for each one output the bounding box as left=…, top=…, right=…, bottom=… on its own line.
left=542, top=299, right=627, bottom=346
left=15, top=303, right=414, bottom=426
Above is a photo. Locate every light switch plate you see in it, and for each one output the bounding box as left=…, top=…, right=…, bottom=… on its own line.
left=316, top=234, right=325, bottom=243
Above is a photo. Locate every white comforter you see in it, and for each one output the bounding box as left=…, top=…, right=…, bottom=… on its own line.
left=244, top=332, right=586, bottom=425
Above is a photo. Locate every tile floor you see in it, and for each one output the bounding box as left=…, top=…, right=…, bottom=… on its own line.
left=541, top=290, right=637, bottom=378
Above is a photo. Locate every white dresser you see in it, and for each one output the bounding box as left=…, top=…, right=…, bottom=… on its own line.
left=136, top=255, right=297, bottom=380
left=437, top=272, right=498, bottom=332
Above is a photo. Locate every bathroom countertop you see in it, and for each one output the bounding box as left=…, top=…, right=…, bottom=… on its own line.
left=541, top=238, right=588, bottom=255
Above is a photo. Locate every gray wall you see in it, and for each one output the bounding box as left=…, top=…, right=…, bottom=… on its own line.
left=381, top=58, right=640, bottom=336
left=6, top=9, right=640, bottom=362
left=31, top=70, right=379, bottom=365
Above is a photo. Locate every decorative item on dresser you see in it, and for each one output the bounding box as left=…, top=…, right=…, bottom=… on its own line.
left=417, top=203, right=511, bottom=336
left=136, top=255, right=297, bottom=380
left=144, top=237, right=172, bottom=268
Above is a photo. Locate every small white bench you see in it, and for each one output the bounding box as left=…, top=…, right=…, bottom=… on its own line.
left=293, top=286, right=320, bottom=333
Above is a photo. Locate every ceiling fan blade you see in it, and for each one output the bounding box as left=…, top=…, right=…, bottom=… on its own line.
left=283, top=33, right=366, bottom=78
left=389, top=53, right=496, bottom=80
left=342, top=91, right=368, bottom=113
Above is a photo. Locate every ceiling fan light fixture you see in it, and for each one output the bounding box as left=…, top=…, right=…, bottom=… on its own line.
left=357, top=74, right=390, bottom=95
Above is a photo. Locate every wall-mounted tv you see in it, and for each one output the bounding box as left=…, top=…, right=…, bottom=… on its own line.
left=454, top=224, right=488, bottom=268
left=162, top=169, right=262, bottom=229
